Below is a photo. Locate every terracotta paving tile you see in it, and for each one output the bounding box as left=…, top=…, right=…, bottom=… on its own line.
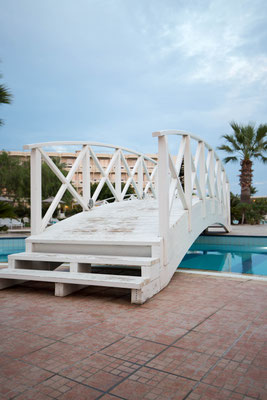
left=60, top=353, right=139, bottom=390
left=57, top=383, right=101, bottom=399
left=0, top=359, right=53, bottom=396
left=0, top=375, right=27, bottom=399
left=13, top=388, right=52, bottom=400
left=111, top=366, right=195, bottom=399
left=22, top=341, right=90, bottom=373
left=62, top=326, right=124, bottom=351
left=187, top=382, right=255, bottom=399
left=0, top=325, right=54, bottom=357
left=174, top=330, right=236, bottom=357
left=147, top=346, right=219, bottom=380
left=101, top=337, right=167, bottom=365
left=194, top=313, right=251, bottom=338
left=0, top=275, right=266, bottom=400
left=29, top=318, right=98, bottom=340
left=28, top=375, right=81, bottom=398
left=203, top=358, right=267, bottom=399
left=130, top=324, right=187, bottom=345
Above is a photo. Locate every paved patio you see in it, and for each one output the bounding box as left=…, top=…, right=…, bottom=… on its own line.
left=0, top=272, right=266, bottom=400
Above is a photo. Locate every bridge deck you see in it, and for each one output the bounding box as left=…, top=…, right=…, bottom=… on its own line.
left=29, top=198, right=198, bottom=245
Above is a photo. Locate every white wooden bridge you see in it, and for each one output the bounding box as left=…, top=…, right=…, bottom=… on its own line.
left=0, top=130, right=230, bottom=303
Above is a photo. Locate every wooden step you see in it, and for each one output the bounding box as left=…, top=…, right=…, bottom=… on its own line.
left=8, top=252, right=159, bottom=266
left=0, top=268, right=148, bottom=289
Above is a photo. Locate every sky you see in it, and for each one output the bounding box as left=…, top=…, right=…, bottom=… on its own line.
left=0, top=0, right=267, bottom=195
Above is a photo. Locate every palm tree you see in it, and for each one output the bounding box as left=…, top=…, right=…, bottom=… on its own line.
left=0, top=73, right=12, bottom=126
left=218, top=122, right=267, bottom=203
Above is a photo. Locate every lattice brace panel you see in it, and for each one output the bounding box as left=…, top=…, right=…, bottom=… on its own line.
left=26, top=141, right=158, bottom=235
left=39, top=146, right=89, bottom=231
left=168, top=135, right=188, bottom=214
left=153, top=129, right=231, bottom=240
left=87, top=148, right=158, bottom=203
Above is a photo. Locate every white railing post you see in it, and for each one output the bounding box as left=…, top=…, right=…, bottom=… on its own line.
left=82, top=145, right=90, bottom=209
left=31, top=148, right=42, bottom=235
left=184, top=135, right=192, bottom=231
left=226, top=181, right=231, bottom=228
left=199, top=141, right=206, bottom=217
left=208, top=149, right=215, bottom=214
left=158, top=135, right=169, bottom=265
left=138, top=156, right=143, bottom=197
left=115, top=149, right=122, bottom=201
left=216, top=159, right=222, bottom=214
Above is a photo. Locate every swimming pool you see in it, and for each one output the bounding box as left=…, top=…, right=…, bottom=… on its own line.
left=0, top=237, right=26, bottom=262
left=178, top=235, right=267, bottom=276
left=1, top=235, right=266, bottom=276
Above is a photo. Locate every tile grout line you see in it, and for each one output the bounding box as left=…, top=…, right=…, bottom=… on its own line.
left=182, top=319, right=256, bottom=400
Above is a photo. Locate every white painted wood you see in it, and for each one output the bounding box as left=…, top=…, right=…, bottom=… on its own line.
left=31, top=148, right=42, bottom=235
left=55, top=283, right=87, bottom=296
left=138, top=155, right=143, bottom=196
left=115, top=149, right=122, bottom=201
left=8, top=252, right=159, bottom=266
left=184, top=135, right=192, bottom=231
left=158, top=135, right=170, bottom=265
left=199, top=141, right=206, bottom=217
left=0, top=268, right=148, bottom=289
left=15, top=133, right=231, bottom=304
left=24, top=141, right=158, bottom=166
left=82, top=145, right=91, bottom=209
left=39, top=148, right=89, bottom=212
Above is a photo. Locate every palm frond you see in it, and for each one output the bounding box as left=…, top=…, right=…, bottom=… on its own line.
left=255, top=124, right=267, bottom=143
left=217, top=144, right=234, bottom=153
left=221, top=134, right=241, bottom=151
left=223, top=156, right=238, bottom=164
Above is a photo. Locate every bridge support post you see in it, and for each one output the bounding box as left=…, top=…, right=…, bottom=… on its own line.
left=184, top=135, right=192, bottom=231
left=158, top=135, right=169, bottom=265
left=82, top=145, right=90, bottom=210
left=31, top=148, right=42, bottom=235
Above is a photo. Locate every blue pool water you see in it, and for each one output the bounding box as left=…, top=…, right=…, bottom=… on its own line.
left=1, top=235, right=266, bottom=276
left=0, top=237, right=26, bottom=262
left=178, top=236, right=267, bottom=276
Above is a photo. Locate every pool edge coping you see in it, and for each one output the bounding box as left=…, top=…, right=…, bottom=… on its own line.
left=177, top=269, right=267, bottom=281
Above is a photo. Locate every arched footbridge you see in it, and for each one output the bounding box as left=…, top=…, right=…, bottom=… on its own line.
left=0, top=130, right=231, bottom=303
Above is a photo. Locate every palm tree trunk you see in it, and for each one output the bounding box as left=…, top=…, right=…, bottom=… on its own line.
left=240, top=159, right=253, bottom=203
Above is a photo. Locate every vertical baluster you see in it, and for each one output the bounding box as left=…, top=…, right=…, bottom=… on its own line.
left=199, top=141, right=206, bottom=217
left=115, top=149, right=122, bottom=201
left=138, top=156, right=143, bottom=198
left=31, top=148, right=42, bottom=235
left=208, top=149, right=215, bottom=214
left=158, top=135, right=169, bottom=265
left=226, top=181, right=231, bottom=228
left=216, top=159, right=222, bottom=214
left=82, top=145, right=90, bottom=209
left=184, top=135, right=192, bottom=231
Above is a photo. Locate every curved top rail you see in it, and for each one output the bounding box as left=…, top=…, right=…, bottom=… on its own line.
left=152, top=129, right=222, bottom=164
left=23, top=141, right=157, bottom=164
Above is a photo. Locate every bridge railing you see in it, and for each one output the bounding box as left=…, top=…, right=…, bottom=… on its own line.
left=153, top=130, right=231, bottom=242
left=24, top=142, right=158, bottom=234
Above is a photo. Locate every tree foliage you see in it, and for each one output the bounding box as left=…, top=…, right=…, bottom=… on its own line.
left=230, top=192, right=267, bottom=225
left=0, top=201, right=17, bottom=219
left=0, top=152, right=72, bottom=203
left=218, top=121, right=267, bottom=203
left=0, top=73, right=12, bottom=126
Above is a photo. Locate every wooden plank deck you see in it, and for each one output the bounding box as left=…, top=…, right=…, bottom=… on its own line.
left=28, top=198, right=194, bottom=244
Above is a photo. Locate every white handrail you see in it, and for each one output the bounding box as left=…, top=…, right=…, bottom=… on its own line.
left=24, top=141, right=157, bottom=164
